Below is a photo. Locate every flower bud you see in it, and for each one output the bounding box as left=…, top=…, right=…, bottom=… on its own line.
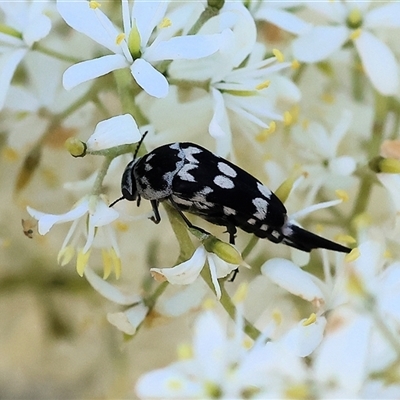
left=65, top=137, right=86, bottom=157
left=207, top=0, right=224, bottom=10
left=128, top=21, right=142, bottom=59
left=369, top=156, right=400, bottom=173
left=203, top=236, right=242, bottom=265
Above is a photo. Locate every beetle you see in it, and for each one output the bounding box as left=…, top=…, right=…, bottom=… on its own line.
left=111, top=138, right=351, bottom=254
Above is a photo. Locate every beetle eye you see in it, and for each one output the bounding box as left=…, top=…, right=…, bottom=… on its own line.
left=121, top=160, right=138, bottom=201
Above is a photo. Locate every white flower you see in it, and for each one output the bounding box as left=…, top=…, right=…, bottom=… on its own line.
left=27, top=195, right=120, bottom=277
left=284, top=2, right=400, bottom=95
left=169, top=3, right=299, bottom=156
left=150, top=245, right=238, bottom=300
left=85, top=267, right=148, bottom=335
left=135, top=309, right=308, bottom=399
left=3, top=51, right=92, bottom=154
left=0, top=1, right=52, bottom=109
left=86, top=114, right=141, bottom=152
left=290, top=110, right=356, bottom=206
left=57, top=0, right=224, bottom=98
left=377, top=173, right=400, bottom=238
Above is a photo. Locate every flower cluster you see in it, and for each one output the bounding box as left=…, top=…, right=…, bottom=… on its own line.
left=2, top=0, right=400, bottom=398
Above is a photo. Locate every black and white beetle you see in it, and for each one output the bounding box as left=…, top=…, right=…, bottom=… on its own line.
left=111, top=138, right=351, bottom=254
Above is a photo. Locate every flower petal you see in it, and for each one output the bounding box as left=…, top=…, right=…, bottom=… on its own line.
left=90, top=199, right=119, bottom=227
left=209, top=88, right=232, bottom=157
left=84, top=267, right=142, bottom=305
left=57, top=0, right=122, bottom=54
left=63, top=54, right=128, bottom=90
left=292, top=25, right=348, bottom=63
left=261, top=258, right=325, bottom=306
left=354, top=30, right=399, bottom=96
left=132, top=0, right=169, bottom=48
left=131, top=58, right=169, bottom=98
left=255, top=7, right=310, bottom=35
left=0, top=49, right=27, bottom=110
left=145, top=33, right=221, bottom=62
left=23, top=13, right=51, bottom=46
left=107, top=303, right=149, bottom=335
left=314, top=310, right=372, bottom=393
left=27, top=200, right=89, bottom=235
left=86, top=114, right=141, bottom=151
left=365, top=3, right=400, bottom=28
left=280, top=316, right=326, bottom=357
left=150, top=246, right=207, bottom=285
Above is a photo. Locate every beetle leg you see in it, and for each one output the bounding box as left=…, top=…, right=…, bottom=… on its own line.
left=150, top=200, right=161, bottom=224
left=168, top=196, right=209, bottom=236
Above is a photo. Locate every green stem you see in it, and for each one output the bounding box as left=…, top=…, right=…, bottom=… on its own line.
left=113, top=69, right=148, bottom=126
left=32, top=42, right=81, bottom=64
left=367, top=296, right=400, bottom=360
left=351, top=91, right=390, bottom=219
left=92, top=156, right=113, bottom=196
left=163, top=204, right=261, bottom=340
left=188, top=3, right=223, bottom=35
left=351, top=50, right=363, bottom=102
left=200, top=267, right=261, bottom=341
left=241, top=235, right=259, bottom=260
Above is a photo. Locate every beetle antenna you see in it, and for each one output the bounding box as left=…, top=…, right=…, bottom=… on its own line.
left=109, top=196, right=125, bottom=208
left=133, top=130, right=149, bottom=159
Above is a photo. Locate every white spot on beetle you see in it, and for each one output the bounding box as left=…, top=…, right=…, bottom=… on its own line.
left=171, top=195, right=193, bottom=207
left=169, top=143, right=180, bottom=150
left=223, top=206, right=236, bottom=216
left=247, top=218, right=256, bottom=225
left=260, top=224, right=268, bottom=231
left=178, top=164, right=198, bottom=182
left=183, top=146, right=202, bottom=163
left=252, top=197, right=268, bottom=219
left=199, top=186, right=213, bottom=195
left=146, top=153, right=155, bottom=162
left=214, top=175, right=234, bottom=189
left=257, top=182, right=271, bottom=198
left=217, top=162, right=237, bottom=178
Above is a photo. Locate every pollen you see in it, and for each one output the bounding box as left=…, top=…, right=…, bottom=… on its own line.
left=302, top=119, right=310, bottom=130
left=102, top=248, right=112, bottom=279
left=2, top=146, right=19, bottom=162
left=291, top=59, right=300, bottom=69
left=255, top=122, right=276, bottom=142
left=283, top=111, right=293, bottom=126
left=177, top=343, right=193, bottom=360
left=335, top=234, right=356, bottom=245
left=384, top=249, right=392, bottom=259
left=272, top=309, right=282, bottom=326
left=57, top=246, right=75, bottom=266
left=202, top=298, right=216, bottom=310
left=346, top=265, right=365, bottom=297
left=352, top=212, right=371, bottom=230
left=335, top=189, right=349, bottom=202
left=256, top=80, right=270, bottom=90
left=321, top=92, right=335, bottom=104
left=285, top=383, right=310, bottom=400
left=167, top=379, right=183, bottom=391
left=76, top=249, right=91, bottom=276
left=350, top=28, right=362, bottom=40
left=159, top=18, right=171, bottom=28
left=89, top=1, right=101, bottom=9
left=302, top=312, right=317, bottom=326
left=345, top=247, right=360, bottom=263
left=115, top=221, right=129, bottom=232
left=232, top=282, right=248, bottom=305
left=272, top=48, right=284, bottom=62
left=116, top=33, right=125, bottom=45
